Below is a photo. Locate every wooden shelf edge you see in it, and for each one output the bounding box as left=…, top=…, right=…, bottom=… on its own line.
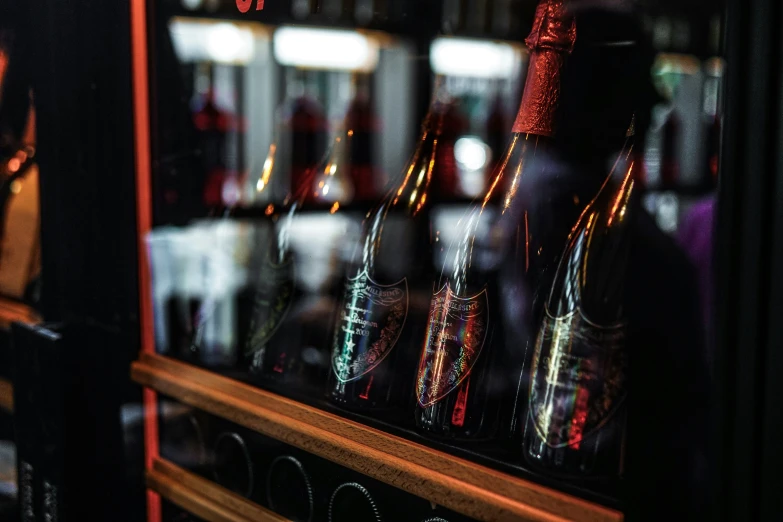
left=132, top=354, right=623, bottom=522
left=147, top=458, right=288, bottom=522
left=0, top=297, right=40, bottom=329
left=0, top=378, right=12, bottom=413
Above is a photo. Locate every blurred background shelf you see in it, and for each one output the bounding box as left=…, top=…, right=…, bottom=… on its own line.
left=0, top=379, right=11, bottom=413
left=132, top=353, right=623, bottom=522
left=148, top=458, right=288, bottom=522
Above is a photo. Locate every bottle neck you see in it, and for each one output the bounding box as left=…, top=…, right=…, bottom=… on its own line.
left=512, top=49, right=567, bottom=137
left=512, top=0, right=576, bottom=135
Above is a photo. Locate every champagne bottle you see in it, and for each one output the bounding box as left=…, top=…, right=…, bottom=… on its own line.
left=345, top=73, right=380, bottom=202
left=311, top=131, right=356, bottom=206
left=523, top=124, right=639, bottom=477
left=243, top=129, right=364, bottom=396
left=414, top=0, right=576, bottom=439
left=433, top=98, right=467, bottom=199
left=180, top=136, right=299, bottom=373
left=327, top=86, right=445, bottom=412
left=283, top=69, right=327, bottom=199
left=240, top=138, right=322, bottom=388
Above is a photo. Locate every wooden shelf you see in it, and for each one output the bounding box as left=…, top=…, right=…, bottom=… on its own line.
left=0, top=296, right=40, bottom=329
left=132, top=354, right=623, bottom=522
left=0, top=378, right=12, bottom=413
left=147, top=458, right=288, bottom=522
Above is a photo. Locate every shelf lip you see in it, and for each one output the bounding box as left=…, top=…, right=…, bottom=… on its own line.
left=0, top=378, right=12, bottom=413
left=147, top=458, right=288, bottom=522
left=0, top=296, right=40, bottom=330
left=132, top=353, right=623, bottom=522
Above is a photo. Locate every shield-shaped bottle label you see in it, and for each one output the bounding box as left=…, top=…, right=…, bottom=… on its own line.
left=417, top=283, right=489, bottom=407
left=528, top=309, right=627, bottom=448
left=331, top=270, right=408, bottom=382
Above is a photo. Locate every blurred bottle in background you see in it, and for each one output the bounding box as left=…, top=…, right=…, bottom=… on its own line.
left=659, top=105, right=680, bottom=191
left=485, top=79, right=509, bottom=182
left=191, top=63, right=247, bottom=215
left=432, top=95, right=468, bottom=199
left=281, top=68, right=328, bottom=200
left=344, top=73, right=380, bottom=202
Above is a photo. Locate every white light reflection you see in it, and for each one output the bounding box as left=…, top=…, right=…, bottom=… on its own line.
left=455, top=136, right=491, bottom=198
left=273, top=27, right=380, bottom=72
left=455, top=136, right=489, bottom=172
left=169, top=18, right=260, bottom=64
left=430, top=37, right=524, bottom=79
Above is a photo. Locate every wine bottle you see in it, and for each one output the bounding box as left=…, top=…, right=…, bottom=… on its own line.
left=283, top=69, right=327, bottom=199
left=240, top=140, right=316, bottom=386
left=345, top=73, right=379, bottom=202
left=326, top=86, right=445, bottom=413
left=433, top=98, right=467, bottom=199
left=522, top=124, right=639, bottom=477
left=328, top=483, right=382, bottom=522
left=191, top=64, right=235, bottom=213
left=414, top=0, right=576, bottom=440
left=243, top=131, right=362, bottom=395
left=485, top=79, right=508, bottom=184
left=265, top=456, right=314, bottom=522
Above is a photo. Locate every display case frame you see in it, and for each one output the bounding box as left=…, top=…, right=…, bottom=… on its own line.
left=21, top=0, right=774, bottom=520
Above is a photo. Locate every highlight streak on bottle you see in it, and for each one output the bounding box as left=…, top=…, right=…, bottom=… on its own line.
left=359, top=375, right=374, bottom=400
left=451, top=376, right=470, bottom=427
left=568, top=386, right=589, bottom=449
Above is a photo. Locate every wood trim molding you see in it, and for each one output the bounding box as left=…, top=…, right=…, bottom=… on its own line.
left=0, top=297, right=40, bottom=329
left=132, top=354, right=623, bottom=522
left=147, top=458, right=288, bottom=522
left=0, top=378, right=12, bottom=413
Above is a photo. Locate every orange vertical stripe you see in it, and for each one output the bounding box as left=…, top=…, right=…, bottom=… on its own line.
left=130, top=0, right=160, bottom=521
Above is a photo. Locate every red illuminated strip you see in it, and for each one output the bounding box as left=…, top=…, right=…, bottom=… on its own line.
left=359, top=375, right=374, bottom=400
left=237, top=0, right=265, bottom=12
left=568, top=386, right=589, bottom=449
left=451, top=376, right=470, bottom=427
left=130, top=0, right=160, bottom=520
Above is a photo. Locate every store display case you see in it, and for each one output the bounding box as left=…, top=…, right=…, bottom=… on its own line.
left=13, top=0, right=783, bottom=520
left=124, top=0, right=724, bottom=519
